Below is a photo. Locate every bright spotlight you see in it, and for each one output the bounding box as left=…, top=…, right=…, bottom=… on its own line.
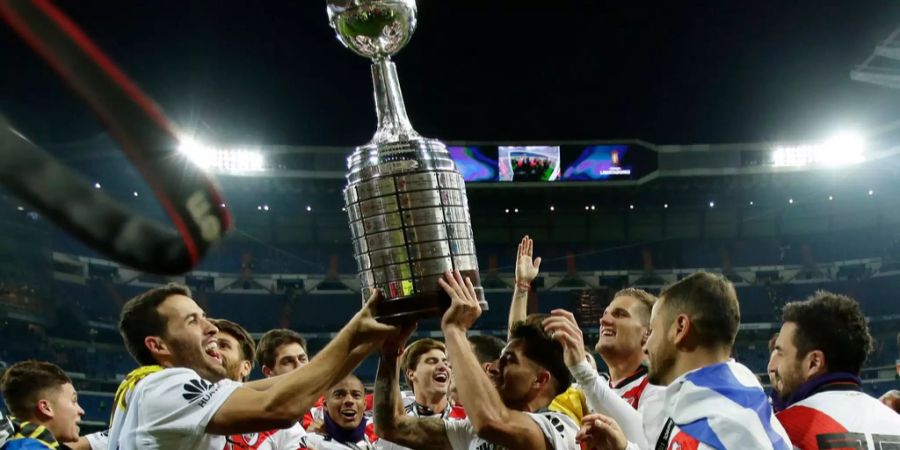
left=549, top=205, right=555, bottom=211
left=629, top=204, right=634, bottom=210
left=771, top=131, right=866, bottom=168
left=178, top=137, right=265, bottom=173
left=789, top=198, right=794, bottom=204
left=133, top=191, right=139, bottom=197
left=868, top=190, right=874, bottom=196
left=306, top=205, right=312, bottom=212
left=94, top=182, right=101, bottom=189
left=664, top=204, right=668, bottom=209
left=709, top=201, right=715, bottom=208
left=514, top=208, right=519, bottom=213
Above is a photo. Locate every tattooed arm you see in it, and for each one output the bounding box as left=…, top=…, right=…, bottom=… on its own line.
left=374, top=347, right=451, bottom=450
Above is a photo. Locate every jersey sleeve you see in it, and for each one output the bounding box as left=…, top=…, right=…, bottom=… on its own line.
left=569, top=361, right=649, bottom=448
left=85, top=429, right=110, bottom=450
left=525, top=412, right=580, bottom=450
left=136, top=368, right=240, bottom=435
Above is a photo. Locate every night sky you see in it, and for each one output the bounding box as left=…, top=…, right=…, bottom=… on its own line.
left=2, top=0, right=899, bottom=150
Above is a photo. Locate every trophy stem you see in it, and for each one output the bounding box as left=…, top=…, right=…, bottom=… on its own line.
left=371, top=58, right=420, bottom=144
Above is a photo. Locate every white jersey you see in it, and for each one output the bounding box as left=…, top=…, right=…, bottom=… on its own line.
left=776, top=387, right=900, bottom=449
left=224, top=422, right=307, bottom=450
left=107, top=367, right=240, bottom=450
left=85, top=430, right=109, bottom=450
left=443, top=412, right=579, bottom=450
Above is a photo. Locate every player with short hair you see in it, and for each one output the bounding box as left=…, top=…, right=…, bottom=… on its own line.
left=577, top=272, right=790, bottom=450
left=771, top=292, right=900, bottom=447
left=256, top=329, right=309, bottom=378
left=107, top=283, right=397, bottom=449
left=0, top=360, right=84, bottom=450
left=374, top=271, right=579, bottom=450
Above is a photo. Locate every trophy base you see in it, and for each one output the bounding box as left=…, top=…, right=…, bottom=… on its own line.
left=373, top=271, right=488, bottom=325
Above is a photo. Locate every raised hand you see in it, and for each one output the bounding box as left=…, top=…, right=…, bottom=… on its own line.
left=542, top=309, right=586, bottom=368
left=576, top=413, right=628, bottom=450
left=347, top=289, right=403, bottom=350
left=515, top=235, right=542, bottom=285
left=439, top=270, right=482, bottom=332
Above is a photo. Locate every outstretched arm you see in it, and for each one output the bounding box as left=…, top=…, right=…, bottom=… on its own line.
left=207, top=291, right=399, bottom=435
left=509, top=235, right=541, bottom=340
left=543, top=310, right=648, bottom=448
left=441, top=271, right=551, bottom=450
left=373, top=325, right=451, bottom=450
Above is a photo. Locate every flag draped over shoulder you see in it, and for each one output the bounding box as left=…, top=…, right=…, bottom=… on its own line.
left=666, top=361, right=791, bottom=450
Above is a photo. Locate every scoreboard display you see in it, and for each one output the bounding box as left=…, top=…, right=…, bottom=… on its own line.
left=448, top=143, right=657, bottom=183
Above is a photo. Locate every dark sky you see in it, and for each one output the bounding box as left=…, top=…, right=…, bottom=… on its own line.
left=2, top=0, right=899, bottom=149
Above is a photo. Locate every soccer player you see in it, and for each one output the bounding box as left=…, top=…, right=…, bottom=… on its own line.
left=577, top=272, right=791, bottom=450
left=106, top=283, right=398, bottom=449
left=256, top=329, right=309, bottom=378
left=0, top=361, right=85, bottom=450
left=376, top=338, right=465, bottom=450
left=374, top=270, right=579, bottom=450
left=511, top=236, right=663, bottom=424
left=399, top=338, right=465, bottom=420
left=213, top=320, right=307, bottom=450
left=770, top=292, right=900, bottom=447
left=298, top=375, right=378, bottom=449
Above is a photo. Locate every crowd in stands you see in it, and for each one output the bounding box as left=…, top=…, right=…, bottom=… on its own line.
left=1, top=236, right=899, bottom=450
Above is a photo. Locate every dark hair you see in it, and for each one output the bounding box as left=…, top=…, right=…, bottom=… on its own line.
left=510, top=315, right=572, bottom=397
left=256, top=329, right=307, bottom=370
left=401, top=339, right=446, bottom=387
left=659, top=272, right=740, bottom=349
left=211, top=319, right=256, bottom=368
left=0, top=361, right=71, bottom=419
left=119, top=283, right=192, bottom=366
left=468, top=335, right=506, bottom=365
left=613, top=288, right=657, bottom=326
left=781, top=291, right=873, bottom=375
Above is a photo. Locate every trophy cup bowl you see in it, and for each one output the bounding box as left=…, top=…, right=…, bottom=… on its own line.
left=327, top=0, right=416, bottom=61
left=327, top=0, right=487, bottom=323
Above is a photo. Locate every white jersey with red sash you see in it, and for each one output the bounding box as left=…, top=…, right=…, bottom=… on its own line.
left=776, top=382, right=900, bottom=449
left=610, top=364, right=660, bottom=412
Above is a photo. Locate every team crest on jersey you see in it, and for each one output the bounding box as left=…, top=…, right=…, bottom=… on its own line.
left=225, top=431, right=276, bottom=450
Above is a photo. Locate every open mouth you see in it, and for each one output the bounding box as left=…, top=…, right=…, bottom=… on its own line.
left=433, top=372, right=449, bottom=383
left=340, top=409, right=358, bottom=420
left=204, top=340, right=222, bottom=364
left=600, top=328, right=616, bottom=337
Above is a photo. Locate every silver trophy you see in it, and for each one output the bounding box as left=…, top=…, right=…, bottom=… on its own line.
left=327, top=0, right=486, bottom=322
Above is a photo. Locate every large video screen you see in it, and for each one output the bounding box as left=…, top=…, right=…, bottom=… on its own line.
left=447, top=146, right=498, bottom=182
left=498, top=146, right=561, bottom=182
left=560, top=144, right=656, bottom=181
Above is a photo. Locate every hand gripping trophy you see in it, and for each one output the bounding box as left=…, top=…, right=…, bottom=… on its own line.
left=326, top=0, right=487, bottom=321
